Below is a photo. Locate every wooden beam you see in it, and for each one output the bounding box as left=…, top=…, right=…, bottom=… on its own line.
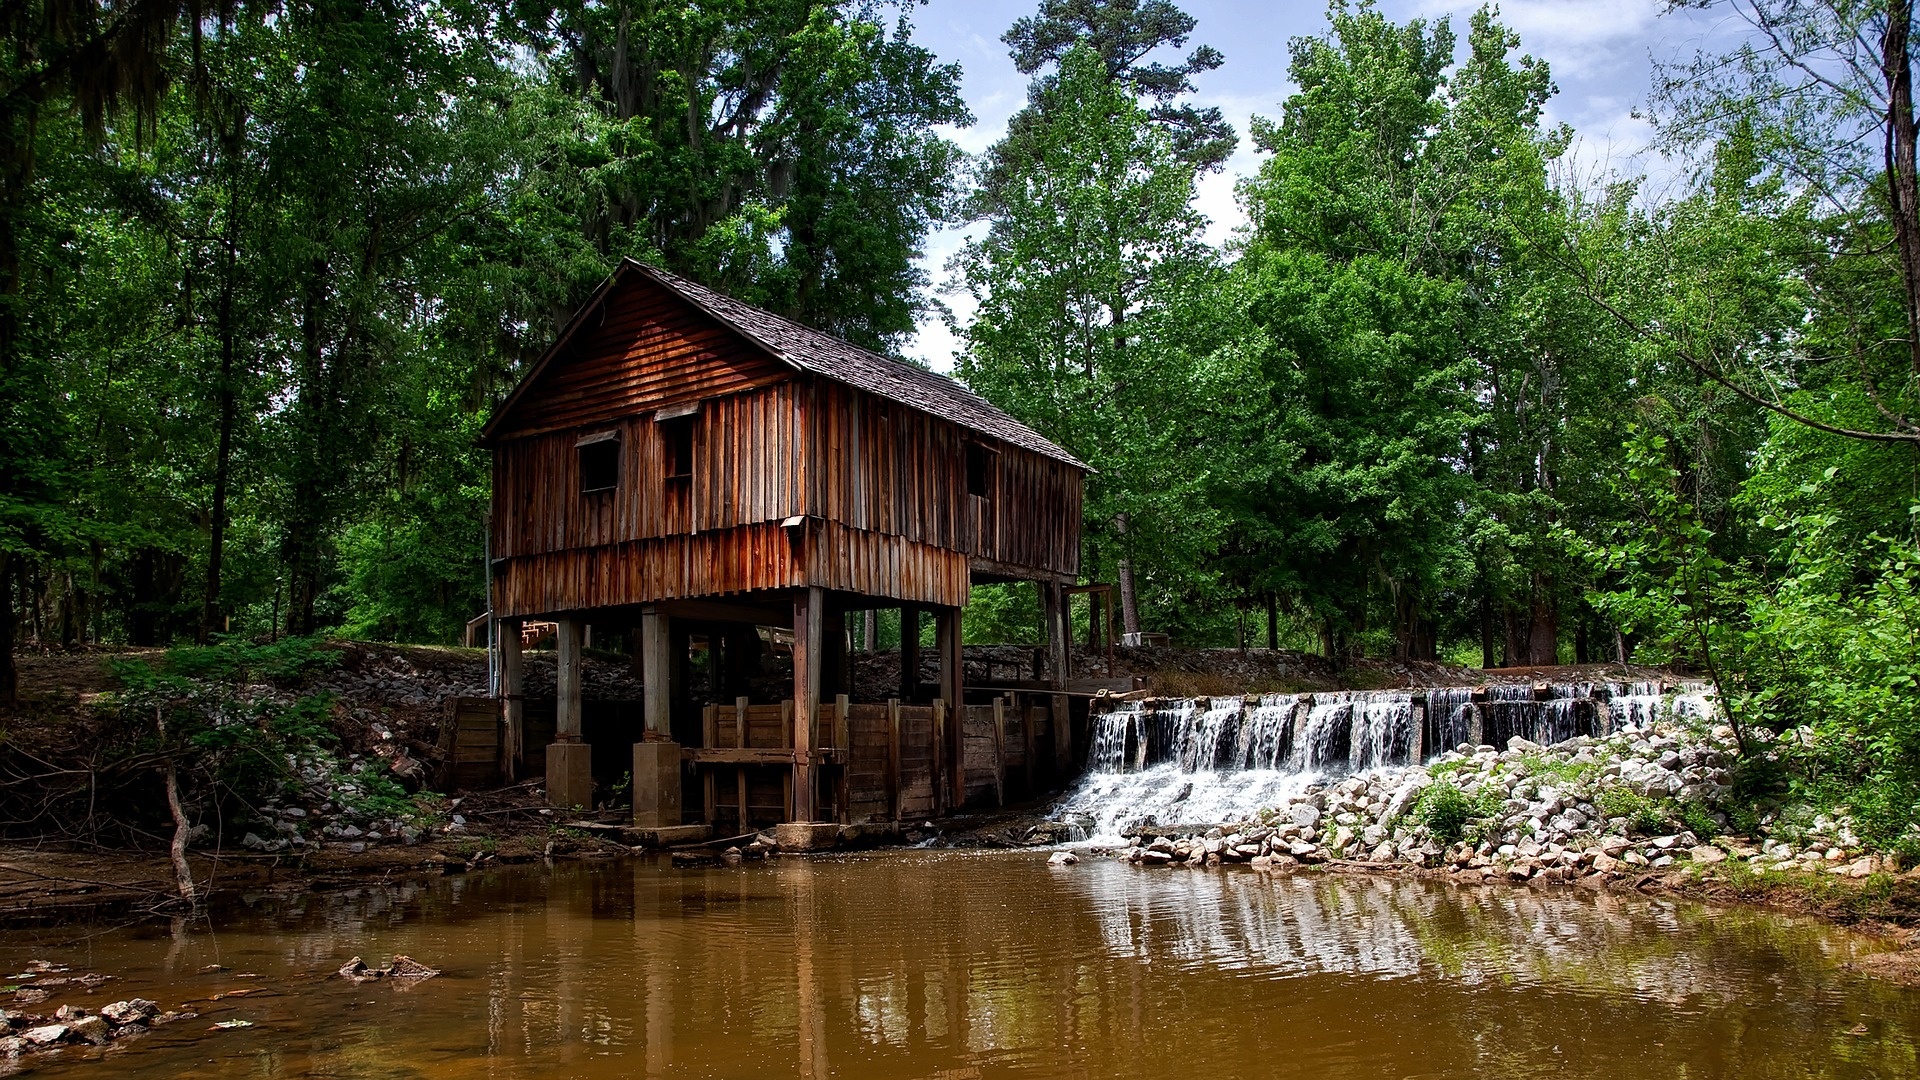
left=735, top=697, right=750, bottom=835
left=496, top=617, right=524, bottom=778
left=900, top=603, right=922, bottom=703
left=792, top=586, right=824, bottom=822
left=683, top=747, right=798, bottom=765
left=555, top=618, right=583, bottom=740
left=967, top=555, right=1076, bottom=585
left=702, top=704, right=719, bottom=824
left=998, top=691, right=1013, bottom=803
left=937, top=606, right=963, bottom=808
left=641, top=607, right=671, bottom=737
left=886, top=698, right=901, bottom=822
left=655, top=597, right=793, bottom=628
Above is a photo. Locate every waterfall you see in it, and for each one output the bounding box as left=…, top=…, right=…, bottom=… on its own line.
left=1538, top=683, right=1596, bottom=744
left=1348, top=692, right=1416, bottom=770
left=1055, top=680, right=1717, bottom=844
left=1424, top=686, right=1476, bottom=755
left=1300, top=695, right=1353, bottom=771
left=1234, top=694, right=1301, bottom=770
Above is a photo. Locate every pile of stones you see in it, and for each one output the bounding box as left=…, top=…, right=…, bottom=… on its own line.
left=1, top=998, right=194, bottom=1058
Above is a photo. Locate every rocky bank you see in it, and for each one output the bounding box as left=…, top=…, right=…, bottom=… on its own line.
left=1072, top=720, right=1917, bottom=897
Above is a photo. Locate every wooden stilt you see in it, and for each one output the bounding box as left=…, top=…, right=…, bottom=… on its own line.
left=556, top=618, right=582, bottom=740
left=735, top=696, right=749, bottom=834
left=886, top=697, right=902, bottom=821
left=936, top=606, right=963, bottom=809
left=1043, top=581, right=1072, bottom=775
left=991, top=696, right=1006, bottom=807
left=641, top=607, right=670, bottom=737
left=900, top=603, right=922, bottom=702
left=496, top=617, right=523, bottom=779
left=792, top=587, right=823, bottom=822
left=702, top=703, right=719, bottom=825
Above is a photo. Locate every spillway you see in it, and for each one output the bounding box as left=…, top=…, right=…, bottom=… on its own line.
left=1055, top=681, right=1715, bottom=843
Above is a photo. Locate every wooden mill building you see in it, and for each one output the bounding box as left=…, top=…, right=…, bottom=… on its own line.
left=482, top=259, right=1087, bottom=827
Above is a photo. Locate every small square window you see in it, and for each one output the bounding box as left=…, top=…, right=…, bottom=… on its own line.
left=578, top=434, right=619, bottom=493
left=661, top=415, right=695, bottom=480
left=965, top=443, right=995, bottom=498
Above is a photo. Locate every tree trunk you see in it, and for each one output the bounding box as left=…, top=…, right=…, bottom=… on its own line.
left=1480, top=589, right=1496, bottom=669
left=0, top=551, right=13, bottom=708
left=1526, top=573, right=1559, bottom=666
left=1114, top=513, right=1141, bottom=638
left=1884, top=0, right=1920, bottom=376
left=158, top=710, right=196, bottom=906
left=200, top=223, right=241, bottom=643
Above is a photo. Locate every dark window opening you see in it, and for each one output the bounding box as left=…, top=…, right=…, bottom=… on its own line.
left=661, top=415, right=696, bottom=480
left=966, top=443, right=995, bottom=498
left=578, top=435, right=619, bottom=493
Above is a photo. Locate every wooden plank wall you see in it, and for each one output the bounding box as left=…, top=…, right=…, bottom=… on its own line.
left=444, top=697, right=502, bottom=791
left=489, top=279, right=789, bottom=441
left=493, top=381, right=806, bottom=559
left=488, top=272, right=1083, bottom=617
left=492, top=523, right=809, bottom=618
left=810, top=381, right=1081, bottom=581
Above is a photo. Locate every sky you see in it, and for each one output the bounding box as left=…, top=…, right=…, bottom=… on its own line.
left=898, top=0, right=1744, bottom=370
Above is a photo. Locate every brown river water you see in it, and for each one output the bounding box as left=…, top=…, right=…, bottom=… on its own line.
left=4, top=851, right=1918, bottom=1079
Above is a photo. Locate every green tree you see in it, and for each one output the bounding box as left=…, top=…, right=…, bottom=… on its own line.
left=954, top=43, right=1227, bottom=637
left=1232, top=2, right=1567, bottom=660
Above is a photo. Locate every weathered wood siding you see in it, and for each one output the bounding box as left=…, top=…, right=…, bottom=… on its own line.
left=489, top=275, right=1081, bottom=617
left=493, top=381, right=808, bottom=558
left=489, top=282, right=789, bottom=440
left=808, top=380, right=1080, bottom=581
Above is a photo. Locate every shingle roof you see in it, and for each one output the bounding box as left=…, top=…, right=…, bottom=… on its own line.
left=627, top=261, right=1089, bottom=470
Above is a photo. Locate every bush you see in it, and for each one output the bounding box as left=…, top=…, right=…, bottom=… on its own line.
left=1597, top=787, right=1670, bottom=835
left=1415, top=782, right=1495, bottom=845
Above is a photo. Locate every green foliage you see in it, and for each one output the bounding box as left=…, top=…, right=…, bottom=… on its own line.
left=1679, top=803, right=1721, bottom=842
left=158, top=636, right=339, bottom=684
left=1413, top=781, right=1502, bottom=845
left=1517, top=755, right=1599, bottom=787
left=1597, top=788, right=1671, bottom=836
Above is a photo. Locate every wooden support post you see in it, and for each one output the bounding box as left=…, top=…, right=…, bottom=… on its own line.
left=556, top=618, right=582, bottom=740
left=932, top=698, right=949, bottom=815
left=936, top=606, right=964, bottom=809
left=937, top=606, right=962, bottom=711
left=1043, top=583, right=1069, bottom=685
left=780, top=699, right=795, bottom=820
left=1022, top=702, right=1037, bottom=793
left=991, top=696, right=1006, bottom=807
left=496, top=617, right=523, bottom=779
left=834, top=693, right=851, bottom=823
left=886, top=698, right=902, bottom=821
left=702, top=704, right=719, bottom=825
left=792, top=587, right=823, bottom=823
left=547, top=617, right=592, bottom=809
left=641, top=607, right=671, bottom=737
left=900, top=603, right=922, bottom=703
left=734, top=697, right=750, bottom=834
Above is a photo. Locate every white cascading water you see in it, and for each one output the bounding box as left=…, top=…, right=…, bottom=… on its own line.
left=1055, top=681, right=1720, bottom=844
